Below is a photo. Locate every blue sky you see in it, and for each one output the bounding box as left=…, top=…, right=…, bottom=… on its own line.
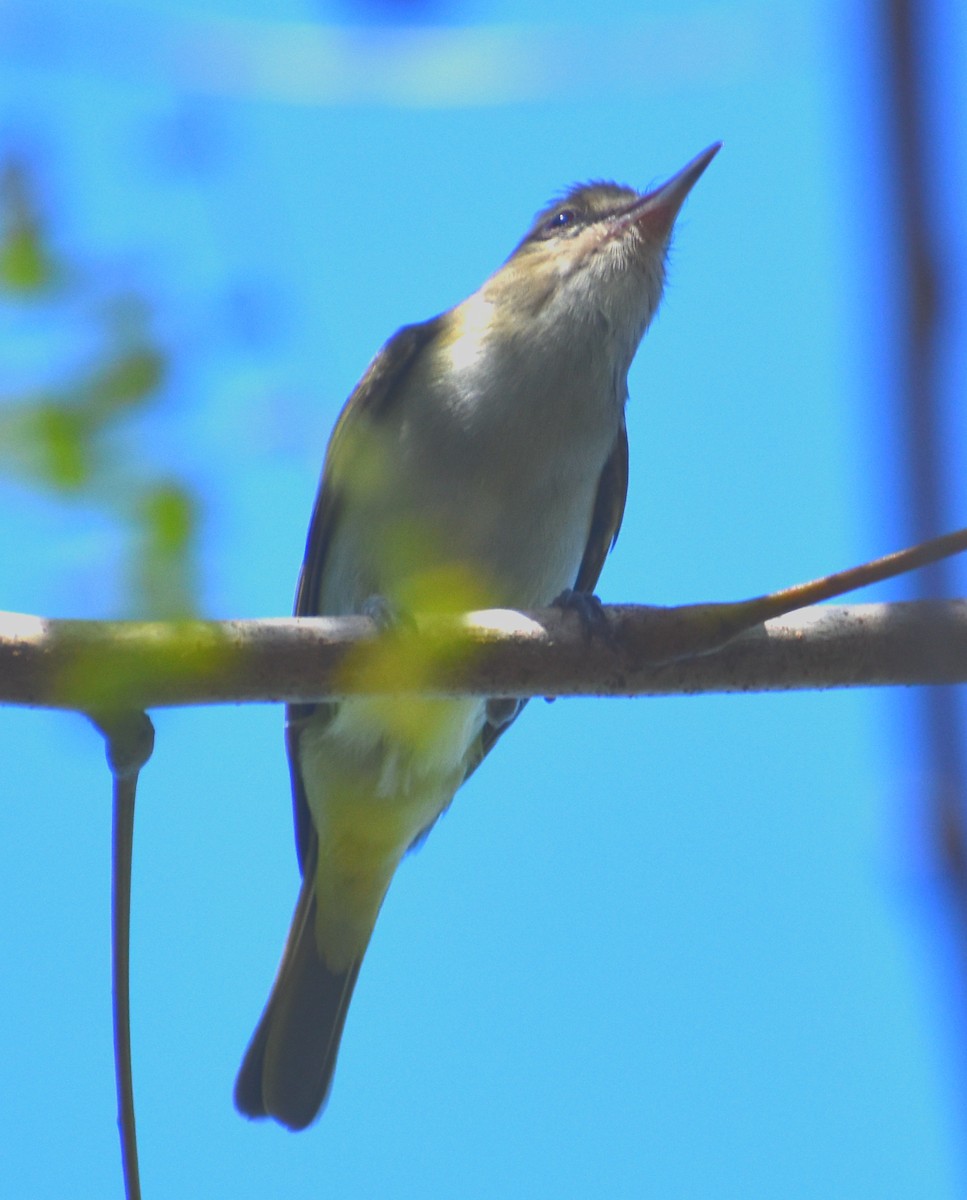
left=2, top=1, right=967, bottom=1196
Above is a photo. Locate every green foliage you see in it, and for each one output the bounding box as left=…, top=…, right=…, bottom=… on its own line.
left=0, top=158, right=59, bottom=294
left=134, top=483, right=199, bottom=620
left=0, top=152, right=203, bottom=623
left=0, top=398, right=94, bottom=490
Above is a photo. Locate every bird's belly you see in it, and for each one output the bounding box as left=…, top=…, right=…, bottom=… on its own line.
left=409, top=365, right=620, bottom=607
left=321, top=693, right=486, bottom=795
left=332, top=436, right=608, bottom=615
left=299, top=693, right=486, bottom=888
left=441, top=471, right=598, bottom=608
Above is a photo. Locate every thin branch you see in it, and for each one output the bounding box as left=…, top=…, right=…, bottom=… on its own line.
left=89, top=712, right=155, bottom=1200
left=1, top=600, right=966, bottom=710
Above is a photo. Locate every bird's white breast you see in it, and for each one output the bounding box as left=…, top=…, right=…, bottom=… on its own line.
left=392, top=292, right=625, bottom=610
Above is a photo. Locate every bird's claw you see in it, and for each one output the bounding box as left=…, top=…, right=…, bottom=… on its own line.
left=550, top=588, right=612, bottom=644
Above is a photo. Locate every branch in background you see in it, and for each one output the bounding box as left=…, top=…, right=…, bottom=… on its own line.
left=880, top=0, right=967, bottom=1085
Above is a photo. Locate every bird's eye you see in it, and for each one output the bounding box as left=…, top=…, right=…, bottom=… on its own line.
left=542, top=208, right=577, bottom=236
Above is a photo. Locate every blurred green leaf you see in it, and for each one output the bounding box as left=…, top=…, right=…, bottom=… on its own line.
left=56, top=620, right=230, bottom=711
left=0, top=225, right=55, bottom=293
left=143, top=483, right=195, bottom=557
left=32, top=402, right=94, bottom=490
left=0, top=397, right=94, bottom=491
left=0, top=158, right=58, bottom=294
left=85, top=346, right=167, bottom=419
left=1, top=151, right=204, bottom=621
left=133, top=483, right=199, bottom=619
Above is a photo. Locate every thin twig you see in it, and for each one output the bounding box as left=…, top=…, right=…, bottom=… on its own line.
left=90, top=712, right=155, bottom=1200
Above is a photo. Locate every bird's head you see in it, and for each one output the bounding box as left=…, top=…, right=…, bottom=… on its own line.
left=484, top=143, right=721, bottom=362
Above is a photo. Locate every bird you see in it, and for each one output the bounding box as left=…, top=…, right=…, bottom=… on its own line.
left=234, top=143, right=720, bottom=1129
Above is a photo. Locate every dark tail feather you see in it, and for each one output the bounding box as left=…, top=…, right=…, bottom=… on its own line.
left=235, top=864, right=363, bottom=1130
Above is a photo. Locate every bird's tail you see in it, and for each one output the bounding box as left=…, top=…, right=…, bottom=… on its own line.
left=234, top=848, right=371, bottom=1131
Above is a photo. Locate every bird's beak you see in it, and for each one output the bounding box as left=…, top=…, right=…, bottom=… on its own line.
left=624, top=142, right=721, bottom=239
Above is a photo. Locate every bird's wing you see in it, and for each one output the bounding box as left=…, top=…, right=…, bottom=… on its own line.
left=459, top=416, right=630, bottom=784
left=286, top=315, right=445, bottom=872
left=573, top=414, right=629, bottom=593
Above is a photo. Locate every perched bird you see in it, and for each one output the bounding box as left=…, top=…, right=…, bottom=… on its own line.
left=235, top=143, right=720, bottom=1129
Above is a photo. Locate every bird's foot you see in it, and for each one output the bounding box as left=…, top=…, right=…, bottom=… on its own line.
left=550, top=588, right=612, bottom=643
left=546, top=589, right=613, bottom=704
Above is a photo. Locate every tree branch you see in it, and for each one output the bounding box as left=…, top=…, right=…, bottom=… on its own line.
left=1, top=600, right=966, bottom=711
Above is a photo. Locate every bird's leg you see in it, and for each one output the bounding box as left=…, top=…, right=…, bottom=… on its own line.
left=551, top=588, right=613, bottom=643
